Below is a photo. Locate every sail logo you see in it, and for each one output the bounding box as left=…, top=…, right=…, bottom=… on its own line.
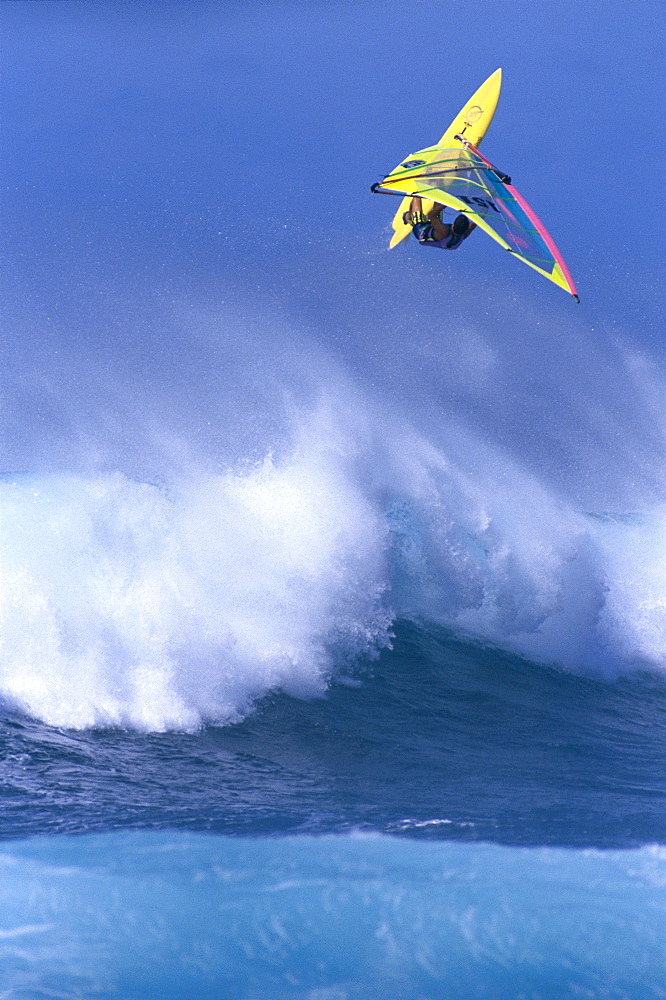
left=456, top=194, right=501, bottom=214
left=506, top=232, right=530, bottom=248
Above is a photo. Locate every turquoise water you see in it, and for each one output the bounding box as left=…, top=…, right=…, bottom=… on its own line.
left=2, top=831, right=665, bottom=1000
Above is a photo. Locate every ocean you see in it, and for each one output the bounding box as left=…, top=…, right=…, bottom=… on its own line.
left=2, top=443, right=666, bottom=997
left=2, top=1, right=666, bottom=996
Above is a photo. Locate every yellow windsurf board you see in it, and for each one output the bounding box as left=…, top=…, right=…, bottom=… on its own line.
left=389, top=68, right=502, bottom=248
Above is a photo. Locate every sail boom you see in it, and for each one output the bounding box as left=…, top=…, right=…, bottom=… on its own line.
left=373, top=182, right=512, bottom=252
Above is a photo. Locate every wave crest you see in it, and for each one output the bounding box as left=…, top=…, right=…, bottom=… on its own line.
left=3, top=396, right=666, bottom=731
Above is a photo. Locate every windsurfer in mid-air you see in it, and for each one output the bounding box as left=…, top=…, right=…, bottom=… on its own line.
left=403, top=196, right=476, bottom=250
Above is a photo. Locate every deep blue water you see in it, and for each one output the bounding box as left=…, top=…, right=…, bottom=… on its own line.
left=2, top=1, right=666, bottom=996
left=3, top=621, right=666, bottom=848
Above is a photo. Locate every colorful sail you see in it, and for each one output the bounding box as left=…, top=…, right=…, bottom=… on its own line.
left=373, top=137, right=579, bottom=301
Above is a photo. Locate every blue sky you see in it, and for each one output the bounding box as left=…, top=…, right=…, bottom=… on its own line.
left=2, top=0, right=665, bottom=506
left=4, top=1, right=663, bottom=272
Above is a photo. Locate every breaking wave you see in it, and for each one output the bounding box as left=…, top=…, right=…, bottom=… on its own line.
left=3, top=378, right=666, bottom=731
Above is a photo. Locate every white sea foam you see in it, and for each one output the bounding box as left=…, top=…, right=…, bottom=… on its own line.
left=0, top=414, right=393, bottom=730
left=3, top=385, right=666, bottom=731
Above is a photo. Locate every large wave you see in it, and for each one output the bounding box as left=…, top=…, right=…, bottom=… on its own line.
left=3, top=266, right=666, bottom=730
left=3, top=371, right=666, bottom=731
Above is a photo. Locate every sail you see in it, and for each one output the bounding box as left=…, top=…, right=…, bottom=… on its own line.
left=374, top=139, right=579, bottom=300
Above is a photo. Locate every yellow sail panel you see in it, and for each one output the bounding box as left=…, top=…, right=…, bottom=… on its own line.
left=376, top=141, right=579, bottom=299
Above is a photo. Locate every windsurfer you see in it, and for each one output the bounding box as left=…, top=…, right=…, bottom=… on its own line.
left=403, top=196, right=476, bottom=250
